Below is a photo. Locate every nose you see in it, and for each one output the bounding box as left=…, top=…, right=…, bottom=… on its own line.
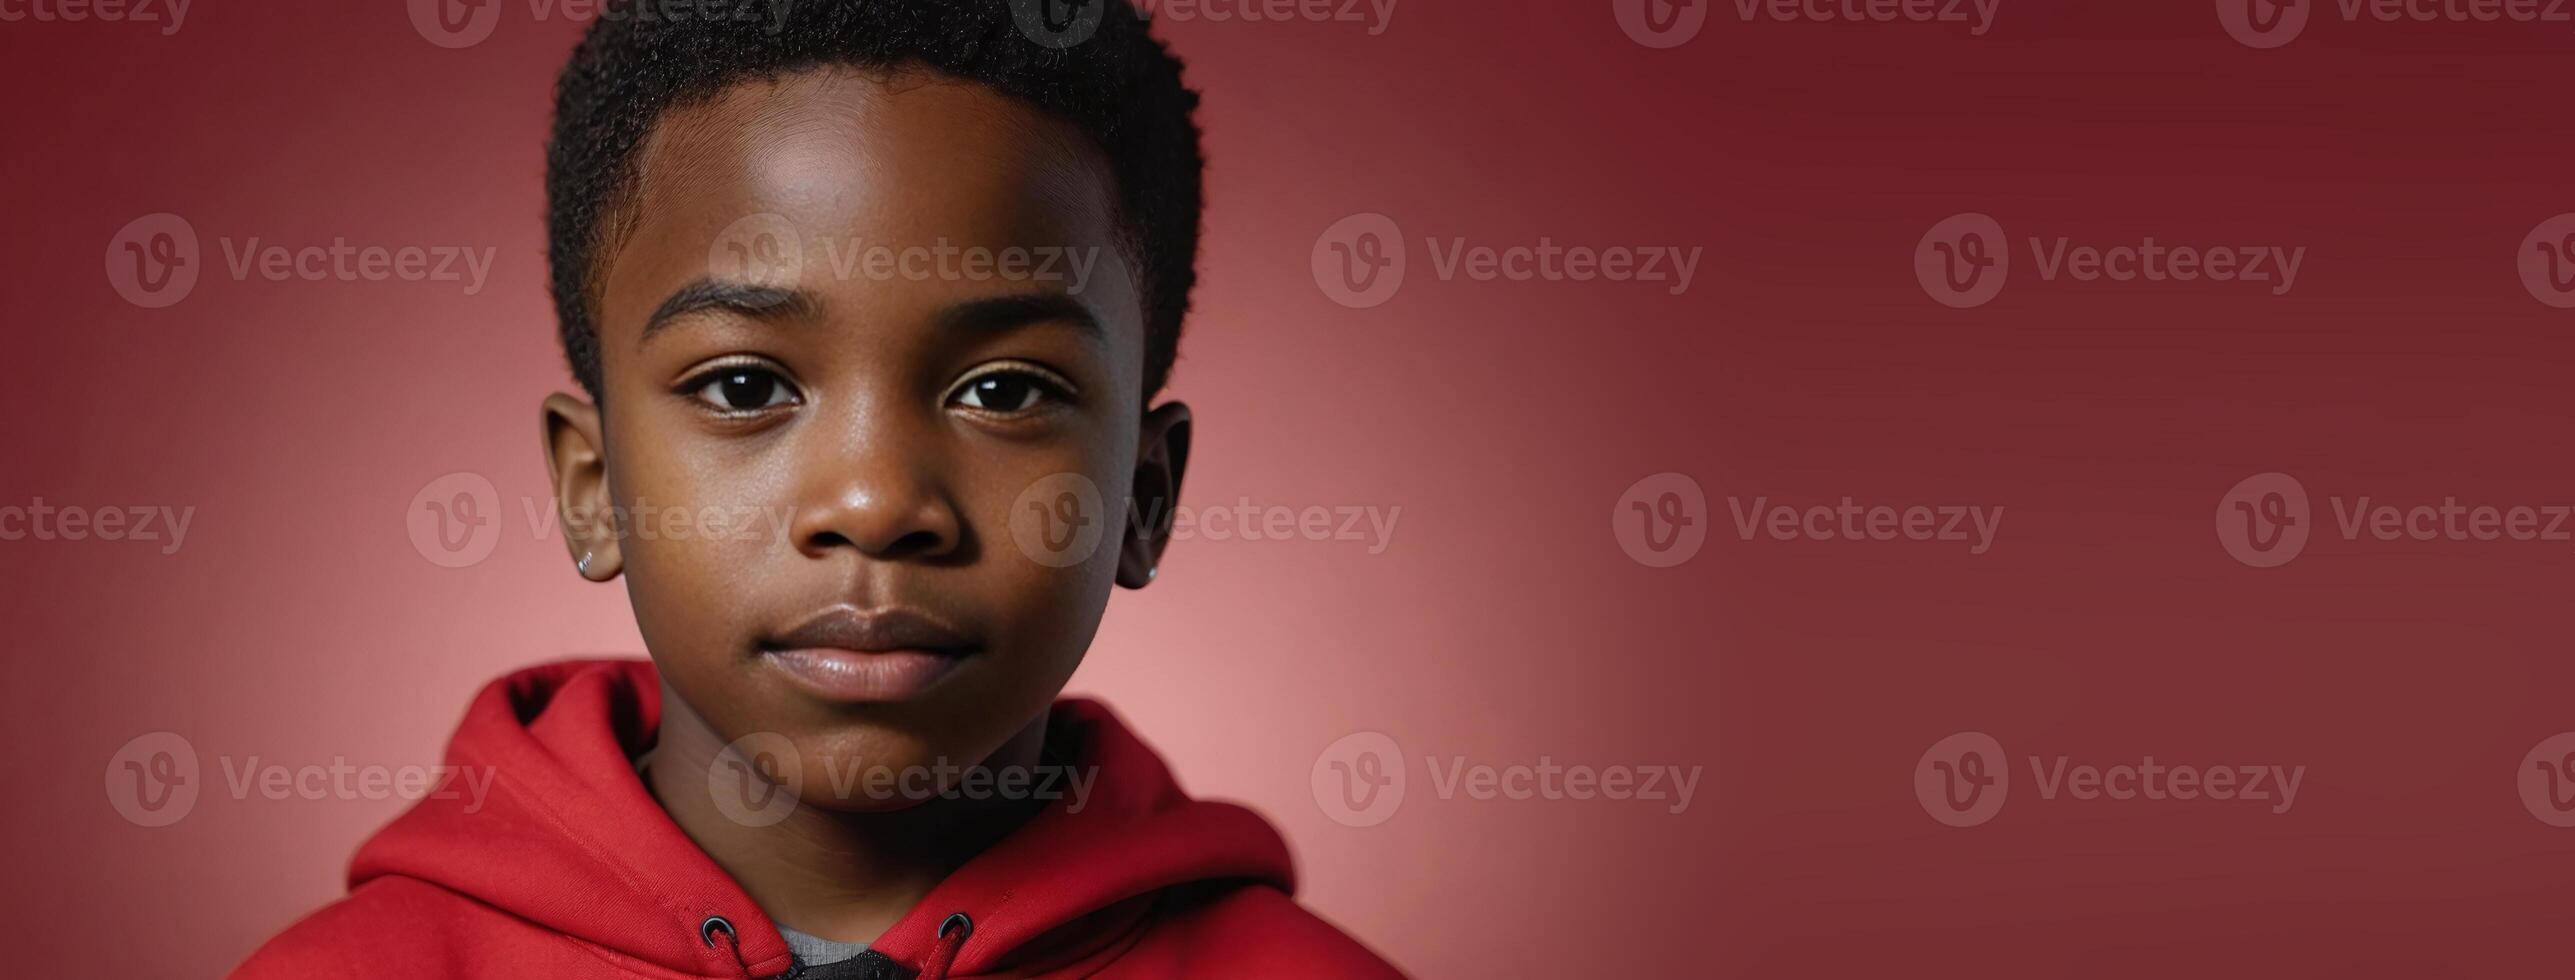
left=785, top=413, right=962, bottom=562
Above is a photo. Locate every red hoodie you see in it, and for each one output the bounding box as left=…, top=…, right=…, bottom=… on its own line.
left=228, top=659, right=1403, bottom=979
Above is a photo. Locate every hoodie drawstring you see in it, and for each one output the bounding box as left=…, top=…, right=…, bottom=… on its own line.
left=918, top=912, right=972, bottom=980
left=703, top=911, right=968, bottom=980
left=700, top=915, right=757, bottom=979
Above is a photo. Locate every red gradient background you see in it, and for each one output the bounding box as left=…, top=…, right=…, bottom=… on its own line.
left=8, top=1, right=2575, bottom=976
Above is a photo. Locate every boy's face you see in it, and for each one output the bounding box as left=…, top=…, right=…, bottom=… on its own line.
left=541, top=68, right=1187, bottom=810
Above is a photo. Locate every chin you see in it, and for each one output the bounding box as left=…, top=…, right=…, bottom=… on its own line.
left=771, top=715, right=998, bottom=812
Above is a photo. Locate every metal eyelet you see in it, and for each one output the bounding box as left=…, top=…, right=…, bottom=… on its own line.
left=937, top=912, right=973, bottom=941
left=700, top=914, right=737, bottom=948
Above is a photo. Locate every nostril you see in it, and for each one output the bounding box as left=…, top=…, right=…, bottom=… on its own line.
left=884, top=528, right=946, bottom=557
left=800, top=527, right=944, bottom=559
left=787, top=489, right=961, bottom=561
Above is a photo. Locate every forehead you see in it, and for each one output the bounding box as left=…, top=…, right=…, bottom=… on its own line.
left=594, top=66, right=1139, bottom=354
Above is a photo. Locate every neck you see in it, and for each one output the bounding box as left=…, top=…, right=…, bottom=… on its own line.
left=645, top=680, right=1050, bottom=945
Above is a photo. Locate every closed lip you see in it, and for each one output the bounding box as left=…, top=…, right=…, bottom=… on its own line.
left=763, top=606, right=978, bottom=656
left=756, top=606, right=978, bottom=702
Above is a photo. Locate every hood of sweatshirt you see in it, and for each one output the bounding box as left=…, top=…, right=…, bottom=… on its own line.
left=346, top=659, right=1296, bottom=979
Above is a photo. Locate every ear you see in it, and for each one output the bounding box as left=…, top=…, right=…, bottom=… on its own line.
left=542, top=392, right=623, bottom=582
left=1117, top=400, right=1192, bottom=589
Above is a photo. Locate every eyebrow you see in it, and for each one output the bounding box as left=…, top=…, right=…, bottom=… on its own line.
left=640, top=278, right=822, bottom=344
left=637, top=280, right=1107, bottom=347
left=936, top=292, right=1105, bottom=344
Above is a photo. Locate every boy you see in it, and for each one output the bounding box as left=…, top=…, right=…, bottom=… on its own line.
left=230, top=3, right=1403, bottom=977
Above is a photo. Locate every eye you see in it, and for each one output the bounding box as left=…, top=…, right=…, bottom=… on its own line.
left=950, top=364, right=1073, bottom=415
left=686, top=364, right=801, bottom=414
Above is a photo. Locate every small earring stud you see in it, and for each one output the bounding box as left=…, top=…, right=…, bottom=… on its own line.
left=1146, top=566, right=1157, bottom=581
left=577, top=552, right=593, bottom=575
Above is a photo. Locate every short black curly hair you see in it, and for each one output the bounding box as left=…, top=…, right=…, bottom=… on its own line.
left=546, top=0, right=1203, bottom=402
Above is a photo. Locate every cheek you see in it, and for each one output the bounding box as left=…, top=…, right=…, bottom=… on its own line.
left=992, top=547, right=1116, bottom=656
left=965, top=451, right=1130, bottom=664
left=607, top=429, right=785, bottom=656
